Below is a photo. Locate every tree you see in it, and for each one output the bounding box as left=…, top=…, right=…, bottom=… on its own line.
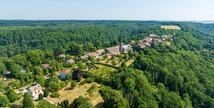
left=71, top=81, right=77, bottom=89
left=0, top=95, right=9, bottom=107
left=11, top=55, right=27, bottom=67
left=73, top=96, right=93, bottom=108
left=10, top=64, right=22, bottom=79
left=23, top=93, right=34, bottom=108
left=99, top=87, right=129, bottom=108
left=94, top=40, right=102, bottom=49
left=60, top=99, right=69, bottom=108
left=0, top=62, right=6, bottom=75
left=32, top=66, right=43, bottom=76
left=6, top=89, right=18, bottom=102
left=44, top=89, right=49, bottom=97
left=49, top=76, right=59, bottom=83
left=65, top=72, right=72, bottom=80
left=160, top=92, right=184, bottom=108
left=57, top=64, right=61, bottom=71
left=48, top=82, right=61, bottom=92
left=103, top=55, right=108, bottom=59
left=72, top=69, right=83, bottom=82
left=112, top=60, right=117, bottom=66
left=121, top=61, right=127, bottom=67
left=78, top=62, right=85, bottom=70
left=39, top=93, right=43, bottom=100
left=26, top=50, right=41, bottom=66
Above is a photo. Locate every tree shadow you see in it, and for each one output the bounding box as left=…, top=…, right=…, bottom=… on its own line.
left=95, top=102, right=104, bottom=108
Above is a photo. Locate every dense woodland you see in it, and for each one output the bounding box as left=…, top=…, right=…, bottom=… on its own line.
left=1, top=20, right=214, bottom=108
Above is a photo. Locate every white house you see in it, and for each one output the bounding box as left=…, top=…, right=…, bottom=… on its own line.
left=27, top=83, right=43, bottom=99
left=60, top=69, right=71, bottom=79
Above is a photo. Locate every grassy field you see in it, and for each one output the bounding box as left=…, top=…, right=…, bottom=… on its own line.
left=161, top=25, right=181, bottom=30
left=47, top=81, right=104, bottom=107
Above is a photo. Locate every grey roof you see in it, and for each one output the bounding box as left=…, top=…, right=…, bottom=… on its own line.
left=122, top=44, right=131, bottom=49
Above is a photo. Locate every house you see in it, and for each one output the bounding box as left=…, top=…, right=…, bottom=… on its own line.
left=59, top=54, right=66, bottom=58
left=161, top=38, right=166, bottom=41
left=142, top=37, right=152, bottom=42
left=144, top=43, right=151, bottom=47
left=149, top=33, right=159, bottom=38
left=79, top=55, right=89, bottom=60
left=130, top=41, right=135, bottom=45
left=27, top=83, right=43, bottom=99
left=60, top=69, right=71, bottom=79
left=106, top=46, right=120, bottom=55
left=42, top=64, right=50, bottom=69
left=119, top=40, right=132, bottom=53
left=138, top=44, right=146, bottom=49
left=96, top=49, right=105, bottom=54
left=154, top=39, right=162, bottom=43
left=66, top=59, right=75, bottom=64
left=120, top=44, right=132, bottom=53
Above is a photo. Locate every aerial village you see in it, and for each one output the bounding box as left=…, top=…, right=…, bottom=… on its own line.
left=2, top=33, right=173, bottom=106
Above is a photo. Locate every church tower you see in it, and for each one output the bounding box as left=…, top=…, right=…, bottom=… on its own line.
left=119, top=38, right=123, bottom=53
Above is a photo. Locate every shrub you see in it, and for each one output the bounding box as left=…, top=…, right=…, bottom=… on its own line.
left=44, top=89, right=49, bottom=97
left=71, top=81, right=77, bottom=89
left=39, top=93, right=43, bottom=100
left=86, top=77, right=95, bottom=83
left=50, top=92, right=60, bottom=98
left=80, top=80, right=87, bottom=85
left=60, top=82, right=66, bottom=88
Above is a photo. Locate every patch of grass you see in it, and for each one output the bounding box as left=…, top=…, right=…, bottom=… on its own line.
left=161, top=25, right=181, bottom=30
left=46, top=81, right=103, bottom=106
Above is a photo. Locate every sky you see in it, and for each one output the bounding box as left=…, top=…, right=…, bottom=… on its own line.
left=0, top=0, right=214, bottom=21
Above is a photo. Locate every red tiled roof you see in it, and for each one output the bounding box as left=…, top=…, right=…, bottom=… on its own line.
left=42, top=64, right=50, bottom=68
left=60, top=69, right=71, bottom=75
left=144, top=43, right=151, bottom=46
left=67, top=59, right=75, bottom=63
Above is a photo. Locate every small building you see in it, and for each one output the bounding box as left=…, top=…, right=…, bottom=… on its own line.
left=138, top=44, right=146, bottom=49
left=27, top=83, right=43, bottom=99
left=144, top=43, right=151, bottom=47
left=96, top=49, right=105, bottom=54
left=149, top=33, right=159, bottom=38
left=120, top=44, right=132, bottom=53
left=142, top=37, right=152, bottom=42
left=130, top=41, right=136, bottom=45
left=154, top=39, right=162, bottom=43
left=79, top=55, right=89, bottom=60
left=66, top=59, right=75, bottom=64
left=60, top=69, right=71, bottom=79
left=106, top=46, right=120, bottom=55
left=42, top=64, right=50, bottom=69
left=59, top=54, right=66, bottom=58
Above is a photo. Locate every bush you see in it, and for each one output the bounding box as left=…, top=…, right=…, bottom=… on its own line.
left=86, top=77, right=95, bottom=83
left=44, top=89, right=49, bottom=97
left=60, top=82, right=66, bottom=88
left=80, top=80, right=87, bottom=85
left=39, top=93, right=43, bottom=100
left=71, top=81, right=77, bottom=89
left=50, top=92, right=60, bottom=98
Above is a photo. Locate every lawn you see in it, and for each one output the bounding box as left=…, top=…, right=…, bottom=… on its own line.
left=161, top=25, right=181, bottom=30
left=47, top=81, right=104, bottom=107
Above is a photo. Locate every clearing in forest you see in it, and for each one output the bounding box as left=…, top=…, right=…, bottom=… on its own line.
left=161, top=25, right=181, bottom=30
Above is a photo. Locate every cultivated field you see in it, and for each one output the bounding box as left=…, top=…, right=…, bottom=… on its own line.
left=161, top=25, right=181, bottom=30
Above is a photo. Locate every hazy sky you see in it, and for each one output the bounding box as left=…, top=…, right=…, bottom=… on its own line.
left=1, top=0, right=214, bottom=21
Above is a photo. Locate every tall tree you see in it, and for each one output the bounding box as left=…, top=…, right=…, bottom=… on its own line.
left=23, top=93, right=34, bottom=108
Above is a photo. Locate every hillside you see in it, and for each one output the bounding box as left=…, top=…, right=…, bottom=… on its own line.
left=1, top=21, right=214, bottom=108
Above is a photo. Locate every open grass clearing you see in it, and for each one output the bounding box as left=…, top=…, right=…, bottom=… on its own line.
left=161, top=25, right=181, bottom=30
left=47, top=81, right=104, bottom=107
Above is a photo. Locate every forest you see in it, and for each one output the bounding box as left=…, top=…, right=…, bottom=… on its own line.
left=1, top=20, right=214, bottom=108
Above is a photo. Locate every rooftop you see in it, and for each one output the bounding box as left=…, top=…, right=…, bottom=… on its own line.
left=60, top=69, right=71, bottom=75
